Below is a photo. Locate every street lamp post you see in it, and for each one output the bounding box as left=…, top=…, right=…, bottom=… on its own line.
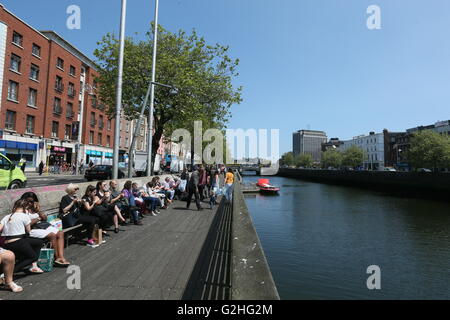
left=113, top=0, right=127, bottom=180
left=146, top=0, right=159, bottom=177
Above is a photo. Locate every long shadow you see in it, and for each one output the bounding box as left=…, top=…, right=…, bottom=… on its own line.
left=181, top=197, right=232, bottom=300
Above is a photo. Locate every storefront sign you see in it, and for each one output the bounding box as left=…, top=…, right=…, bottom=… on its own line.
left=52, top=146, right=66, bottom=153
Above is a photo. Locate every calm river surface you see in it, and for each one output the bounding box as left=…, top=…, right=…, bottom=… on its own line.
left=242, top=175, right=450, bottom=300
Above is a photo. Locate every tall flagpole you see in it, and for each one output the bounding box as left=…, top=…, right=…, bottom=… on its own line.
left=113, top=0, right=127, bottom=179
left=146, top=0, right=159, bottom=176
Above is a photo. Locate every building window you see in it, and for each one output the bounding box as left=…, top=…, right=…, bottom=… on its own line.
left=99, top=115, right=104, bottom=129
left=66, top=102, right=74, bottom=118
left=53, top=97, right=62, bottom=115
left=89, top=131, right=94, bottom=144
left=69, top=65, right=76, bottom=76
left=91, top=95, right=97, bottom=108
left=55, top=76, right=64, bottom=92
left=32, top=43, right=41, bottom=57
left=57, top=57, right=64, bottom=70
left=98, top=133, right=102, bottom=145
left=106, top=135, right=111, bottom=148
left=28, top=88, right=37, bottom=108
left=5, top=110, right=16, bottom=131
left=90, top=112, right=96, bottom=126
left=125, top=137, right=129, bottom=148
left=65, top=125, right=71, bottom=140
left=10, top=54, right=21, bottom=73
left=107, top=119, right=112, bottom=131
left=8, top=81, right=19, bottom=101
left=26, top=115, right=35, bottom=134
left=30, top=64, right=40, bottom=81
left=126, top=122, right=129, bottom=132
left=68, top=82, right=75, bottom=97
left=12, top=31, right=23, bottom=47
left=52, top=121, right=59, bottom=138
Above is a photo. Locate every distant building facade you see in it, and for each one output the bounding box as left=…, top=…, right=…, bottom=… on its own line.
left=341, top=130, right=403, bottom=170
left=293, top=130, right=327, bottom=163
left=321, top=138, right=343, bottom=151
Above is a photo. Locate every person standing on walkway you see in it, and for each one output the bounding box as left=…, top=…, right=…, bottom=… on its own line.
left=198, top=166, right=207, bottom=201
left=209, top=171, right=220, bottom=209
left=38, top=161, right=44, bottom=176
left=186, top=166, right=202, bottom=211
left=224, top=168, right=235, bottom=203
left=19, top=158, right=26, bottom=172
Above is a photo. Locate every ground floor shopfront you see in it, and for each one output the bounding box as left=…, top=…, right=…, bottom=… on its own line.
left=0, top=132, right=114, bottom=171
left=0, top=134, right=42, bottom=172
left=81, top=145, right=114, bottom=166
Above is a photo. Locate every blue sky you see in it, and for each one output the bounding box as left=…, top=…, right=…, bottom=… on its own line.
left=3, top=0, right=450, bottom=154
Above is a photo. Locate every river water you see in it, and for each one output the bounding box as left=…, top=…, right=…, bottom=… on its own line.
left=242, top=175, right=450, bottom=300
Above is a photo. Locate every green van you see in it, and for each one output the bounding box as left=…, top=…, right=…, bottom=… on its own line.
left=0, top=153, right=27, bottom=190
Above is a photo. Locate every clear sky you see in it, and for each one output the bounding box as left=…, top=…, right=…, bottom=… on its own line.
left=2, top=0, right=450, bottom=154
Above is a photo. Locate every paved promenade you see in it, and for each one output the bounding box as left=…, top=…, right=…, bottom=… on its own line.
left=0, top=200, right=223, bottom=300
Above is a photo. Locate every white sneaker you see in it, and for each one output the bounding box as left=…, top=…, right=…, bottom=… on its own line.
left=152, top=212, right=157, bottom=217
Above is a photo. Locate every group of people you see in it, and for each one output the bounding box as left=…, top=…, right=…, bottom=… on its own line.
left=0, top=165, right=235, bottom=294
left=0, top=192, right=70, bottom=293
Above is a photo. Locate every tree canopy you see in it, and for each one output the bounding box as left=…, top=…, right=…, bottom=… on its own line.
left=93, top=25, right=242, bottom=164
left=406, top=130, right=450, bottom=169
left=295, top=153, right=313, bottom=168
left=341, top=145, right=365, bottom=168
left=281, top=152, right=295, bottom=166
left=322, top=148, right=342, bottom=168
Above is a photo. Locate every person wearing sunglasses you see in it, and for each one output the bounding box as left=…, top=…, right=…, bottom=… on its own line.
left=59, top=184, right=97, bottom=246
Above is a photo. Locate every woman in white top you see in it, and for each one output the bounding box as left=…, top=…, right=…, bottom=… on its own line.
left=21, top=192, right=70, bottom=267
left=0, top=200, right=43, bottom=283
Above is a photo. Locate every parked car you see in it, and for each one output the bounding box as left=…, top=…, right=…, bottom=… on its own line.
left=418, top=168, right=432, bottom=173
left=84, top=165, right=125, bottom=181
left=0, top=153, right=27, bottom=189
left=384, top=167, right=397, bottom=172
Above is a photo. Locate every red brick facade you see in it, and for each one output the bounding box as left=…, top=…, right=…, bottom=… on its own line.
left=0, top=4, right=114, bottom=168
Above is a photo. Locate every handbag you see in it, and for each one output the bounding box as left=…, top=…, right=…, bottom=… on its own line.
left=33, top=221, right=52, bottom=230
left=37, top=247, right=55, bottom=272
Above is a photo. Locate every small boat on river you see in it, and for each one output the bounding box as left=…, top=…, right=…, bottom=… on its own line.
left=256, top=179, right=280, bottom=194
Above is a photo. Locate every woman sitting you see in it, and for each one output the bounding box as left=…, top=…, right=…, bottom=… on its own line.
left=0, top=248, right=22, bottom=292
left=21, top=192, right=70, bottom=267
left=0, top=199, right=44, bottom=275
left=131, top=182, right=160, bottom=216
left=80, top=185, right=112, bottom=237
left=95, top=181, right=126, bottom=233
left=59, top=184, right=98, bottom=246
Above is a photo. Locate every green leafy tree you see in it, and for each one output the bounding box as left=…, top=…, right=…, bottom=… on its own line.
left=322, top=149, right=342, bottom=168
left=295, top=153, right=313, bottom=168
left=281, top=152, right=295, bottom=166
left=407, top=130, right=450, bottom=170
left=93, top=25, right=242, bottom=167
left=342, top=145, right=365, bottom=168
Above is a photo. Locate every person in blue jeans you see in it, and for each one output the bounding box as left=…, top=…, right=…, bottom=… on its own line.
left=121, top=181, right=143, bottom=225
left=209, top=171, right=220, bottom=209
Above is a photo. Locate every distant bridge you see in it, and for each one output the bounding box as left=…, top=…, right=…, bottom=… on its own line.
left=227, top=164, right=278, bottom=176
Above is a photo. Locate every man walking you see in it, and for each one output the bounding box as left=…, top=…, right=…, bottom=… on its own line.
left=186, top=166, right=202, bottom=211
left=38, top=161, right=44, bottom=176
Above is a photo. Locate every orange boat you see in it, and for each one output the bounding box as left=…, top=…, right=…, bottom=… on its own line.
left=256, top=179, right=280, bottom=194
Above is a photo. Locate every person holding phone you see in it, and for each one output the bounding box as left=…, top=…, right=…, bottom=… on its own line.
left=60, top=184, right=97, bottom=246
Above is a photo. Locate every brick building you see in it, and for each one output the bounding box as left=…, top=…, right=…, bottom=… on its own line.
left=0, top=5, right=114, bottom=170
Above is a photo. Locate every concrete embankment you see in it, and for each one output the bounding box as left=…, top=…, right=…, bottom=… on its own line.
left=231, top=177, right=280, bottom=300
left=278, top=168, right=450, bottom=198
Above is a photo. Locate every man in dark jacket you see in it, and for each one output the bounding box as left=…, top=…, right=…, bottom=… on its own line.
left=38, top=161, right=44, bottom=176
left=186, top=166, right=203, bottom=211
